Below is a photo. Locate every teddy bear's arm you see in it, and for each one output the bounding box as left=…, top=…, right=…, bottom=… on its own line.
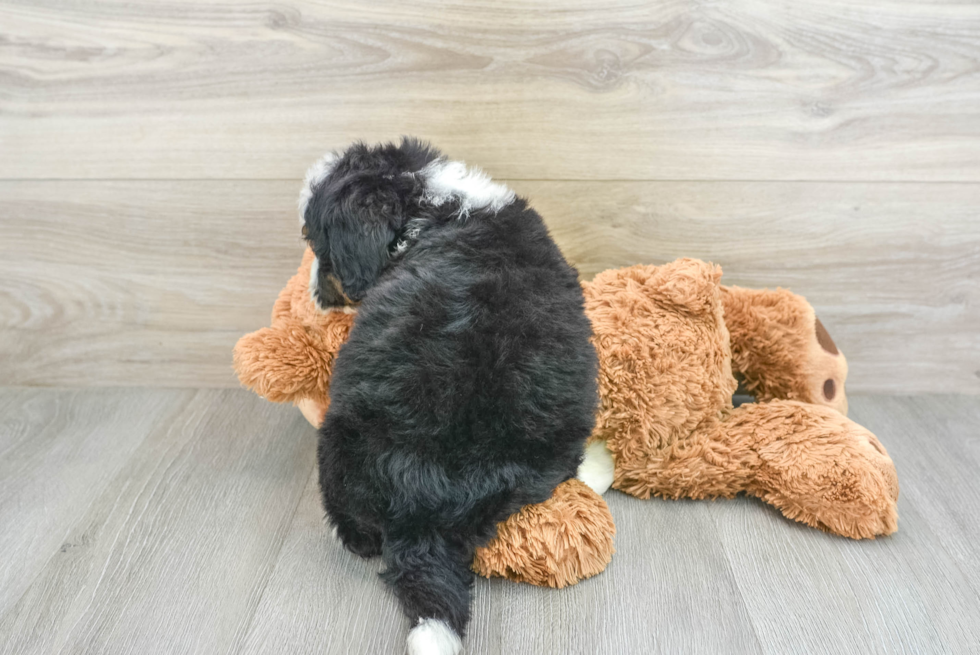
left=721, top=285, right=849, bottom=415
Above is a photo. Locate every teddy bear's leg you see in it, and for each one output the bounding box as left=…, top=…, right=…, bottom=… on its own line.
left=718, top=400, right=898, bottom=538
left=614, top=400, right=898, bottom=539
left=472, top=479, right=615, bottom=588
left=610, top=427, right=757, bottom=502
left=721, top=286, right=849, bottom=415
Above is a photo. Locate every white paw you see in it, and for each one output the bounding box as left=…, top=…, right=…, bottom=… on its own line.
left=406, top=618, right=462, bottom=655
left=576, top=440, right=614, bottom=495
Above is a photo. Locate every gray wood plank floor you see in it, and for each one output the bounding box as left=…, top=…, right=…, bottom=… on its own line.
left=0, top=389, right=977, bottom=655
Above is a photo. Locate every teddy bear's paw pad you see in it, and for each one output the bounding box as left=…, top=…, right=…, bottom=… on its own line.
left=803, top=317, right=850, bottom=416
left=472, top=479, right=615, bottom=588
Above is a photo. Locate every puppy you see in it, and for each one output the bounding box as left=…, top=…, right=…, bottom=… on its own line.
left=300, top=139, right=598, bottom=655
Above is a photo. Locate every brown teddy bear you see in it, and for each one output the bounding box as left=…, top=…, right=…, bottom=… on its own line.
left=235, top=250, right=899, bottom=588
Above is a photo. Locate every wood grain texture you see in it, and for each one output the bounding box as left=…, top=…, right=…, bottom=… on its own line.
left=240, top=468, right=763, bottom=655
left=0, top=388, right=193, bottom=617
left=236, top=471, right=406, bottom=655
left=0, top=388, right=315, bottom=655
left=714, top=394, right=980, bottom=655
left=2, top=390, right=978, bottom=654
left=232, top=394, right=980, bottom=655
left=2, top=0, right=980, bottom=180
left=849, top=396, right=980, bottom=597
left=0, top=181, right=304, bottom=388
left=468, top=494, right=764, bottom=655
left=521, top=179, right=980, bottom=395
left=1, top=180, right=977, bottom=392
left=2, top=0, right=977, bottom=649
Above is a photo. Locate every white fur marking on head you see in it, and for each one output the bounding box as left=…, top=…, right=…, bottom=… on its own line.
left=407, top=618, right=462, bottom=655
left=299, top=151, right=340, bottom=225
left=577, top=440, right=614, bottom=495
left=420, top=158, right=515, bottom=217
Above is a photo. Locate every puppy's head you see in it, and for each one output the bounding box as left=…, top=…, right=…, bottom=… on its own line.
left=299, top=138, right=441, bottom=309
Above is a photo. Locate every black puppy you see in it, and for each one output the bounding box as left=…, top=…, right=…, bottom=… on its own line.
left=300, top=139, right=598, bottom=655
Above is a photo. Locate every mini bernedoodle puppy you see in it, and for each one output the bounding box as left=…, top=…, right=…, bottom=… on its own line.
left=300, top=139, right=598, bottom=655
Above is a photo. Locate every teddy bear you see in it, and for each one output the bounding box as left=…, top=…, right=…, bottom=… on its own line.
left=234, top=249, right=899, bottom=588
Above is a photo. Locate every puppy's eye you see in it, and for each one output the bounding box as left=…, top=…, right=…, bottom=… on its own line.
left=302, top=225, right=309, bottom=239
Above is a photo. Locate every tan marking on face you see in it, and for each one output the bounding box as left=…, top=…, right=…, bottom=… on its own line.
left=325, top=273, right=360, bottom=309
left=815, top=318, right=839, bottom=355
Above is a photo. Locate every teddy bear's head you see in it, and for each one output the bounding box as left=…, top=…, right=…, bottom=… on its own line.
left=233, top=248, right=355, bottom=427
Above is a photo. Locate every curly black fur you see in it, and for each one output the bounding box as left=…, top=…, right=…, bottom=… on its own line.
left=303, top=139, right=598, bottom=645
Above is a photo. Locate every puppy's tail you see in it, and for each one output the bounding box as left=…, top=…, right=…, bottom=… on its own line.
left=382, top=534, right=472, bottom=655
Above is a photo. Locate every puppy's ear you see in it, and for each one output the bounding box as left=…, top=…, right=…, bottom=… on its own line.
left=328, top=182, right=401, bottom=302
left=305, top=139, right=434, bottom=303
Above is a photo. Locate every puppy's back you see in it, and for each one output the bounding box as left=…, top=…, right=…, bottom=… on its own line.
left=310, top=141, right=597, bottom=655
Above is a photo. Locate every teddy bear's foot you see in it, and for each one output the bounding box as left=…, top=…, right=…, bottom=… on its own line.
left=472, top=479, right=615, bottom=588
left=737, top=401, right=899, bottom=539
left=295, top=397, right=328, bottom=428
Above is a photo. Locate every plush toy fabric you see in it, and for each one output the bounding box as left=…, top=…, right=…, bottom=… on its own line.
left=234, top=250, right=615, bottom=588
left=233, top=248, right=354, bottom=417
left=235, top=250, right=899, bottom=588
left=587, top=259, right=897, bottom=540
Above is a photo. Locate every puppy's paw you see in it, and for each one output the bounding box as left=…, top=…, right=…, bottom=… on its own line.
left=407, top=618, right=462, bottom=655
left=331, top=519, right=383, bottom=558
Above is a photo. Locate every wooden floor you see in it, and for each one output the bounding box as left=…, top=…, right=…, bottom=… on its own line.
left=0, top=388, right=977, bottom=654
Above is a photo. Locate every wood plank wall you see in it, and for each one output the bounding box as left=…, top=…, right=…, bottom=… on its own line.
left=2, top=0, right=978, bottom=393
